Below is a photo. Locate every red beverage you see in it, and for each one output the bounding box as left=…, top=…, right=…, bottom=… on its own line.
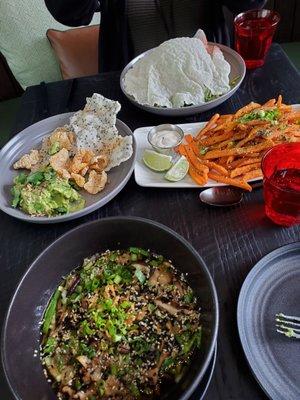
left=262, top=143, right=300, bottom=227
left=234, top=9, right=280, bottom=69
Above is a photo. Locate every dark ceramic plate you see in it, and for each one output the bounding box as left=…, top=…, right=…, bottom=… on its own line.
left=237, top=242, right=300, bottom=400
left=1, top=217, right=218, bottom=400
left=190, top=345, right=216, bottom=400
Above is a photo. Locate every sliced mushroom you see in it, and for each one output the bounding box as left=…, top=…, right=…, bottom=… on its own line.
left=76, top=355, right=91, bottom=369
left=154, top=299, right=179, bottom=316
left=149, top=268, right=172, bottom=285
left=62, top=386, right=75, bottom=397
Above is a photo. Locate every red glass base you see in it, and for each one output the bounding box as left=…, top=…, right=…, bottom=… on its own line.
left=245, top=59, right=265, bottom=69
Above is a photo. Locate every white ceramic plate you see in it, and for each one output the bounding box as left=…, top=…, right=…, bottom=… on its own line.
left=134, top=105, right=300, bottom=188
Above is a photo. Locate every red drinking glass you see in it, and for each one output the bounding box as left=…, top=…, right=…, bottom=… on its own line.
left=261, top=143, right=300, bottom=227
left=234, top=9, right=280, bottom=69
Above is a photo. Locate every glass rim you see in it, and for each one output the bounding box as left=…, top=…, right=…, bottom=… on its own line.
left=234, top=8, right=281, bottom=28
left=261, top=142, right=300, bottom=193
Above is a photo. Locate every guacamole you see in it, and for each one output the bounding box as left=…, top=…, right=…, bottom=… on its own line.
left=11, top=168, right=85, bottom=217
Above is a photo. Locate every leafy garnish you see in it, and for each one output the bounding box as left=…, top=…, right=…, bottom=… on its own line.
left=43, top=337, right=57, bottom=355
left=204, top=88, right=220, bottom=102
left=81, top=320, right=95, bottom=336
left=239, top=108, right=280, bottom=123
left=199, top=146, right=209, bottom=155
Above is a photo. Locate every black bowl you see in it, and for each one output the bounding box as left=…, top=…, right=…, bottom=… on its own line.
left=1, top=217, right=219, bottom=400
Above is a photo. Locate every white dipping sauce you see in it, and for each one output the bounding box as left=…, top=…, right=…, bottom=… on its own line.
left=151, top=130, right=181, bottom=148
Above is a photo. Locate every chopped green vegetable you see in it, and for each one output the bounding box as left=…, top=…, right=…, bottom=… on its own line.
left=81, top=320, right=94, bottom=336
left=131, top=338, right=151, bottom=355
left=183, top=290, right=194, bottom=304
left=162, top=357, right=174, bottom=370
left=239, top=108, right=280, bottom=124
left=110, top=363, right=118, bottom=376
left=176, top=328, right=202, bottom=354
left=129, top=247, right=150, bottom=257
left=26, top=171, right=45, bottom=185
left=78, top=342, right=96, bottom=359
left=199, top=146, right=209, bottom=155
left=130, top=253, right=138, bottom=261
left=148, top=303, right=156, bottom=312
left=43, top=337, right=57, bottom=355
left=48, top=141, right=60, bottom=155
left=42, top=288, right=60, bottom=334
left=129, top=383, right=140, bottom=397
left=135, top=268, right=146, bottom=284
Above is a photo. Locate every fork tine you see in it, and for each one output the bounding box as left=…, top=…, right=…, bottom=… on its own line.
left=276, top=318, right=300, bottom=328
left=276, top=328, right=300, bottom=339
left=276, top=313, right=300, bottom=323
left=276, top=324, right=300, bottom=333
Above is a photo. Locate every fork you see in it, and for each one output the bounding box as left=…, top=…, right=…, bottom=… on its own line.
left=276, top=313, right=300, bottom=339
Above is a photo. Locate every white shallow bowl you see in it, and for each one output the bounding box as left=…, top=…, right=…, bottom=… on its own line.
left=120, top=42, right=246, bottom=117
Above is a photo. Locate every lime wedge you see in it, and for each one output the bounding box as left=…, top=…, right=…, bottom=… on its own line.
left=164, top=156, right=189, bottom=182
left=143, top=149, right=172, bottom=172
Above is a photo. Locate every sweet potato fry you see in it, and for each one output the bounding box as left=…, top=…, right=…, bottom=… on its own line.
left=263, top=99, right=276, bottom=107
left=243, top=168, right=262, bottom=182
left=177, top=144, right=188, bottom=157
left=208, top=172, right=252, bottom=191
left=204, top=161, right=229, bottom=176
left=201, top=131, right=233, bottom=146
left=276, top=94, right=282, bottom=107
left=234, top=102, right=261, bottom=118
left=286, top=112, right=300, bottom=120
left=213, top=120, right=237, bottom=132
left=196, top=113, right=220, bottom=139
left=184, top=134, right=194, bottom=144
left=204, top=141, right=273, bottom=159
left=230, top=162, right=261, bottom=178
left=230, top=157, right=261, bottom=169
left=244, top=120, right=269, bottom=126
left=184, top=145, right=209, bottom=173
left=189, top=166, right=208, bottom=185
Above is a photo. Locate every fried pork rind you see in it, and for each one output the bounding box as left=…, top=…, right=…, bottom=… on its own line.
left=69, top=149, right=94, bottom=174
left=49, top=148, right=71, bottom=179
left=89, top=154, right=109, bottom=171
left=49, top=127, right=75, bottom=151
left=83, top=170, right=107, bottom=194
left=71, top=173, right=85, bottom=188
left=13, top=149, right=40, bottom=170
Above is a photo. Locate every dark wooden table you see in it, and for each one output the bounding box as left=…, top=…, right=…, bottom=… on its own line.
left=1, top=44, right=300, bottom=400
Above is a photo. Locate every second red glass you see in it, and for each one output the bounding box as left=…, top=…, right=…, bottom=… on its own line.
left=234, top=9, right=280, bottom=69
left=262, top=143, right=300, bottom=227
